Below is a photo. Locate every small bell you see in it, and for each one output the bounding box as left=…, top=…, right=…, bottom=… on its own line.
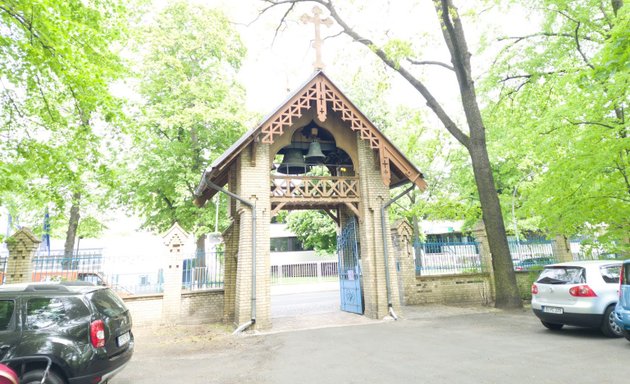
left=304, top=141, right=326, bottom=164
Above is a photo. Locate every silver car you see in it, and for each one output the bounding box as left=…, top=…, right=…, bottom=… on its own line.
left=531, top=260, right=622, bottom=337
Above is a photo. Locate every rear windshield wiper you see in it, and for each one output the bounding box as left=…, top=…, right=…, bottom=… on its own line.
left=537, top=277, right=568, bottom=284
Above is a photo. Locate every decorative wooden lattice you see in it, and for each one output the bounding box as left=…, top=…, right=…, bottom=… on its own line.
left=261, top=75, right=419, bottom=187
left=270, top=176, right=360, bottom=202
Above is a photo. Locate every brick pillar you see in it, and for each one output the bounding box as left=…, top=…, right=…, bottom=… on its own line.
left=473, top=221, right=495, bottom=298
left=391, top=220, right=415, bottom=306
left=356, top=139, right=400, bottom=319
left=234, top=143, right=271, bottom=330
left=5, top=228, right=40, bottom=284
left=552, top=235, right=573, bottom=262
left=162, top=223, right=188, bottom=323
left=222, top=221, right=239, bottom=324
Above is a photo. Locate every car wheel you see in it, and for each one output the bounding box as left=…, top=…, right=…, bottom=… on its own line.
left=623, top=329, right=630, bottom=342
left=21, top=369, right=66, bottom=384
left=601, top=305, right=623, bottom=338
left=541, top=321, right=563, bottom=330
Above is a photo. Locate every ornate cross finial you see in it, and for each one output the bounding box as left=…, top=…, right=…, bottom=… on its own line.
left=301, top=6, right=333, bottom=70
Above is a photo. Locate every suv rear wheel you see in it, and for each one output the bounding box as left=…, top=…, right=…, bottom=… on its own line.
left=21, top=369, right=65, bottom=384
left=601, top=305, right=623, bottom=338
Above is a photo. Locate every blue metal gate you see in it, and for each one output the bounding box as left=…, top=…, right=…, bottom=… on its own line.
left=337, top=218, right=363, bottom=314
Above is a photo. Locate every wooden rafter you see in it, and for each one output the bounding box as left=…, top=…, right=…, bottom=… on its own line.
left=260, top=73, right=425, bottom=190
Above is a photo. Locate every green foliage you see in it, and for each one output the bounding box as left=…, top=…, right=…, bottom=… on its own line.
left=382, top=39, right=413, bottom=69
left=120, top=1, right=247, bottom=237
left=286, top=211, right=337, bottom=255
left=483, top=0, right=629, bottom=250
left=0, top=0, right=133, bottom=238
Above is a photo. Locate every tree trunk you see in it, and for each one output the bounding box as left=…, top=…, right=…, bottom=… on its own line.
left=469, top=143, right=521, bottom=308
left=64, top=192, right=81, bottom=258
left=434, top=0, right=522, bottom=309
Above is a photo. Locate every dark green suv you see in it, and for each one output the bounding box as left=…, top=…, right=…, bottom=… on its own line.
left=0, top=282, right=133, bottom=384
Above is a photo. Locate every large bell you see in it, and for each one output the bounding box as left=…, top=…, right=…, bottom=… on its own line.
left=277, top=148, right=308, bottom=174
left=304, top=141, right=326, bottom=164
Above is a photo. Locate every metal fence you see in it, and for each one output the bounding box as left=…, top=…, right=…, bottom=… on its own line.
left=0, top=248, right=226, bottom=295
left=414, top=241, right=483, bottom=275
left=270, top=260, right=339, bottom=284
left=31, top=249, right=104, bottom=282
left=182, top=251, right=225, bottom=290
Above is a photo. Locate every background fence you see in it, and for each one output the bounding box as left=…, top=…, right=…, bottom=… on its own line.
left=271, top=260, right=338, bottom=284
left=1, top=236, right=620, bottom=289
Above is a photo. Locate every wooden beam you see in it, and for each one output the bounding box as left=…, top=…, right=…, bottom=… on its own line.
left=271, top=202, right=287, bottom=217
left=322, top=209, right=339, bottom=224
left=343, top=202, right=361, bottom=218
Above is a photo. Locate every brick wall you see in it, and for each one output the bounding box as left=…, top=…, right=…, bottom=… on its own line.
left=123, top=289, right=225, bottom=326
left=406, top=271, right=536, bottom=307
left=515, top=271, right=537, bottom=301
left=180, top=290, right=225, bottom=323
left=408, top=273, right=493, bottom=306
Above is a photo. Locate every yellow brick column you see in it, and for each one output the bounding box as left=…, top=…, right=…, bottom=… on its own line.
left=162, top=223, right=188, bottom=323
left=391, top=220, right=416, bottom=306
left=356, top=139, right=401, bottom=319
left=5, top=228, right=40, bottom=284
left=552, top=235, right=573, bottom=263
left=234, top=143, right=271, bottom=330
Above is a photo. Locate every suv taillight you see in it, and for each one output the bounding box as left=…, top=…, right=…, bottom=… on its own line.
left=531, top=284, right=538, bottom=295
left=569, top=285, right=597, bottom=297
left=90, top=320, right=106, bottom=348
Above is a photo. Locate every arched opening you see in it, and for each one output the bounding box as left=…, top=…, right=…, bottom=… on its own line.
left=272, top=121, right=355, bottom=177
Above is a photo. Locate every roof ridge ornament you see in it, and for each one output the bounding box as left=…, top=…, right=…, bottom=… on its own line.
left=301, top=6, right=333, bottom=71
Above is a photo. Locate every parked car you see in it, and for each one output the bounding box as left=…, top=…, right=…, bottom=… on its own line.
left=614, top=259, right=630, bottom=342
left=0, top=282, right=133, bottom=384
left=513, top=257, right=555, bottom=271
left=531, top=260, right=622, bottom=337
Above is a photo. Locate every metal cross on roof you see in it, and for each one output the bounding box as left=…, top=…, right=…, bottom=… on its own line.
left=301, top=6, right=333, bottom=70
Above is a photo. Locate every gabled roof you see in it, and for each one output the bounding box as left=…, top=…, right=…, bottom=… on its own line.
left=194, top=71, right=426, bottom=207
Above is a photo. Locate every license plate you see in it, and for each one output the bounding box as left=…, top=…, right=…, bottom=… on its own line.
left=543, top=306, right=563, bottom=314
left=117, top=332, right=130, bottom=347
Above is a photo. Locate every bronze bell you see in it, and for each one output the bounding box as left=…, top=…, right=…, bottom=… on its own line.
left=277, top=148, right=308, bottom=174
left=304, top=141, right=326, bottom=164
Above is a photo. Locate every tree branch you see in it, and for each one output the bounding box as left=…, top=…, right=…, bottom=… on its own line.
left=260, top=0, right=471, bottom=149
left=574, top=21, right=595, bottom=69
left=498, top=32, right=597, bottom=43
left=407, top=58, right=454, bottom=71
left=564, top=119, right=617, bottom=130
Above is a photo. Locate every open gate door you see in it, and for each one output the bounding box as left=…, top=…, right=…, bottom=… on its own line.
left=337, top=218, right=364, bottom=314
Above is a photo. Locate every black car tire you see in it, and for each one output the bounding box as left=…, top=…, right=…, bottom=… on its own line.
left=541, top=321, right=563, bottom=330
left=21, top=369, right=66, bottom=384
left=622, top=329, right=630, bottom=342
left=601, top=305, right=623, bottom=338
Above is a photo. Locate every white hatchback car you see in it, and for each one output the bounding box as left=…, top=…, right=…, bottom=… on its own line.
left=531, top=260, right=622, bottom=337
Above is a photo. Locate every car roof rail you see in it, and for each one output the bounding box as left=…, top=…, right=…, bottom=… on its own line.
left=60, top=281, right=96, bottom=287
left=24, top=284, right=71, bottom=292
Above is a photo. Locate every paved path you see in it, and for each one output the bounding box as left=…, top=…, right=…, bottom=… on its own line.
left=113, top=305, right=630, bottom=384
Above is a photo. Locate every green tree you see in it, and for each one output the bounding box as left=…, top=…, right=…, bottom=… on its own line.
left=484, top=0, right=629, bottom=253
left=0, top=0, right=133, bottom=255
left=121, top=1, right=248, bottom=261
left=287, top=211, right=337, bottom=255
left=262, top=0, right=523, bottom=308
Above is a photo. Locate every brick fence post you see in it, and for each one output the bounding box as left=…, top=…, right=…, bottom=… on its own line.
left=473, top=221, right=495, bottom=299
left=5, top=228, right=40, bottom=284
left=162, top=223, right=189, bottom=323
left=552, top=235, right=573, bottom=262
left=390, top=220, right=415, bottom=306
